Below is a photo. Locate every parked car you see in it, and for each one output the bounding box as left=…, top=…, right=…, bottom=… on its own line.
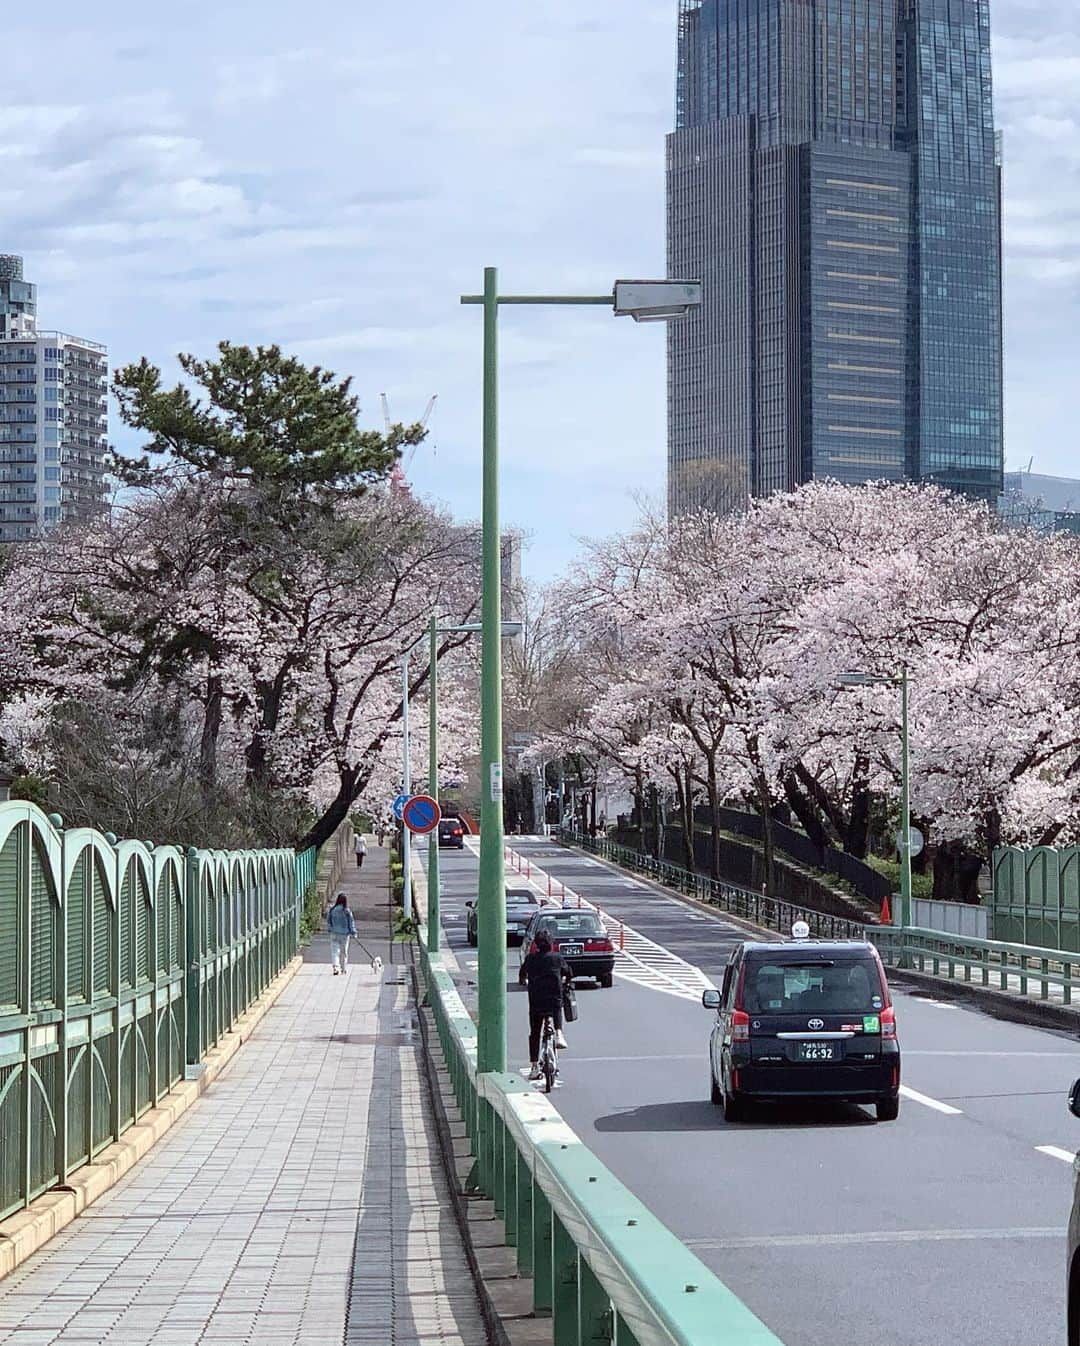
left=702, top=927, right=901, bottom=1122
left=438, top=817, right=465, bottom=849
left=466, top=887, right=541, bottom=946
left=519, top=908, right=615, bottom=988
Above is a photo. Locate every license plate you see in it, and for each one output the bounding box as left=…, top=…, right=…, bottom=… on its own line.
left=798, top=1042, right=838, bottom=1062
left=561, top=943, right=583, bottom=957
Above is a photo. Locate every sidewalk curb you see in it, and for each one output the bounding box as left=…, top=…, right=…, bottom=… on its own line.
left=0, top=956, right=303, bottom=1282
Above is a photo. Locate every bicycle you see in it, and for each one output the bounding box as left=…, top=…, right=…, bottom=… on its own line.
left=537, top=1014, right=559, bottom=1093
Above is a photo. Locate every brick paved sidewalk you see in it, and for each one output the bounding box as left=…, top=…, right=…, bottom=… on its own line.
left=0, top=867, right=488, bottom=1346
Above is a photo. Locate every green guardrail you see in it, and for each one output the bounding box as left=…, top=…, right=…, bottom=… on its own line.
left=417, top=927, right=785, bottom=1346
left=871, top=925, right=1080, bottom=1004
left=558, top=828, right=866, bottom=942
left=559, top=830, right=1080, bottom=1013
left=0, top=801, right=315, bottom=1222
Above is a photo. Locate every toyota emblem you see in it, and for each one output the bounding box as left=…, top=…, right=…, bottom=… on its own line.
left=808, top=1018, right=825, bottom=1030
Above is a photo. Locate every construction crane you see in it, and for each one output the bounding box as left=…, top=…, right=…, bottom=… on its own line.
left=380, top=393, right=437, bottom=476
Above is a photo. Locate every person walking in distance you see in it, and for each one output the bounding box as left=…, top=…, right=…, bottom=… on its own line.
left=518, top=929, right=570, bottom=1080
left=327, top=893, right=357, bottom=976
left=354, top=833, right=367, bottom=869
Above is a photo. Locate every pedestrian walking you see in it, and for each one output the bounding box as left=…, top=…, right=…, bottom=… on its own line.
left=327, top=893, right=357, bottom=975
left=354, top=833, right=367, bottom=869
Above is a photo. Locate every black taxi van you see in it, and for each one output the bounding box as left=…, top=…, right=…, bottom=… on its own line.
left=702, top=924, right=900, bottom=1123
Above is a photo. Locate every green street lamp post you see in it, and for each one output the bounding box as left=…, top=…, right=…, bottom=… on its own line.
left=461, top=269, right=702, bottom=1074
left=837, top=666, right=913, bottom=928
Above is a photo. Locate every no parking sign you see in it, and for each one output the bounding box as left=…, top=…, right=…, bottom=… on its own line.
left=402, top=795, right=441, bottom=835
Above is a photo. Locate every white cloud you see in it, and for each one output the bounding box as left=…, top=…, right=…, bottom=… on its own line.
left=0, top=0, right=1076, bottom=575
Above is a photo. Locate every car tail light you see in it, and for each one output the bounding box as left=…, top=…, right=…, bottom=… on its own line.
left=881, top=1005, right=896, bottom=1039
left=731, top=1009, right=750, bottom=1042
left=585, top=939, right=613, bottom=952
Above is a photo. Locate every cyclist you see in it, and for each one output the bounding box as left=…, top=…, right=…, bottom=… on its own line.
left=518, top=929, right=571, bottom=1080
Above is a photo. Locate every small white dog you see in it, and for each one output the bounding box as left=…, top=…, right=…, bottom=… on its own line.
left=370, top=954, right=384, bottom=976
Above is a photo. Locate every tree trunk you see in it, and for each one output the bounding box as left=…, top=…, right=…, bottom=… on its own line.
left=706, top=756, right=721, bottom=881
left=758, top=778, right=775, bottom=896
left=199, top=674, right=223, bottom=796
left=845, top=756, right=871, bottom=859
left=782, top=773, right=829, bottom=857
left=931, top=840, right=983, bottom=904
left=793, top=762, right=847, bottom=843
left=672, top=765, right=695, bottom=870
left=299, top=768, right=359, bottom=852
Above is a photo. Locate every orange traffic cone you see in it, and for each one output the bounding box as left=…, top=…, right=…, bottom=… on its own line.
left=880, top=894, right=892, bottom=925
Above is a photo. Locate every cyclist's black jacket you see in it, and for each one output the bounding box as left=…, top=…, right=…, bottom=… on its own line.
left=519, top=951, right=570, bottom=1013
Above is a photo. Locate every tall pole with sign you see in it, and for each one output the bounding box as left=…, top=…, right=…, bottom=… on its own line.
left=477, top=266, right=507, bottom=1074
left=401, top=654, right=412, bottom=922
left=427, top=614, right=441, bottom=953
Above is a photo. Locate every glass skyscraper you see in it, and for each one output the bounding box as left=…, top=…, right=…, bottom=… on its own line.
left=0, top=255, right=108, bottom=542
left=667, top=0, right=1003, bottom=515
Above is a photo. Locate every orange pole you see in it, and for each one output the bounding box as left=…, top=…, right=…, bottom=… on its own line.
left=620, top=924, right=625, bottom=951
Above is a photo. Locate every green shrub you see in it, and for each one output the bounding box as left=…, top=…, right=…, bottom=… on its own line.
left=298, top=880, right=322, bottom=944
left=865, top=855, right=934, bottom=901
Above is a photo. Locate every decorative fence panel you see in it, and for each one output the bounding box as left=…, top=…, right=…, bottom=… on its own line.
left=0, top=802, right=316, bottom=1222
left=991, top=845, right=1080, bottom=951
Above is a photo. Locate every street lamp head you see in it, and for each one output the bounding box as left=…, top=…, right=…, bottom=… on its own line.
left=613, top=279, right=703, bottom=323
left=837, top=671, right=891, bottom=688
left=435, top=620, right=522, bottom=638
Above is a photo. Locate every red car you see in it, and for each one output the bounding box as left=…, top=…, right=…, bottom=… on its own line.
left=520, top=909, right=615, bottom=988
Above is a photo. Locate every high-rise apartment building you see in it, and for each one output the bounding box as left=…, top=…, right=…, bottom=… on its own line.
left=667, top=0, right=1004, bottom=516
left=0, top=255, right=108, bottom=543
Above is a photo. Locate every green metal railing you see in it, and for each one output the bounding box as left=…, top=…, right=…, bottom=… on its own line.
left=560, top=831, right=1080, bottom=1013
left=558, top=829, right=866, bottom=941
left=417, top=926, right=785, bottom=1346
left=0, top=802, right=315, bottom=1221
left=871, top=925, right=1080, bottom=1003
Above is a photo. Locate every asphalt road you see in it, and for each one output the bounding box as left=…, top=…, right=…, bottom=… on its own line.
left=427, top=836, right=1080, bottom=1346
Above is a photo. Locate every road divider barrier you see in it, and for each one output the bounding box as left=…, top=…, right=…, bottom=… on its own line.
left=417, top=921, right=786, bottom=1346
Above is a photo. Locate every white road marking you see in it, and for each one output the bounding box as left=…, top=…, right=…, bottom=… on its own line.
left=905, top=1050, right=1080, bottom=1057
left=491, top=840, right=714, bottom=1002
left=899, top=1085, right=963, bottom=1115
left=1035, top=1145, right=1076, bottom=1164
left=685, top=1227, right=1060, bottom=1251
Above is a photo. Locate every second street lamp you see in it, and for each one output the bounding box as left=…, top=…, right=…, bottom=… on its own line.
left=461, top=268, right=702, bottom=1075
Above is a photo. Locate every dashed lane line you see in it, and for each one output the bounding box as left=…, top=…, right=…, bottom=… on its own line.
left=899, top=1085, right=963, bottom=1115
left=1035, top=1145, right=1075, bottom=1164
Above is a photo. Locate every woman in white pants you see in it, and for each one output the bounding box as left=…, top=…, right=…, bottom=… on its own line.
left=327, top=893, right=357, bottom=975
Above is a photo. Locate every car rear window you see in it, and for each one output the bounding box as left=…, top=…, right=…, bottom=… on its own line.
left=538, top=913, right=604, bottom=937
left=744, top=958, right=883, bottom=1014
left=506, top=891, right=538, bottom=906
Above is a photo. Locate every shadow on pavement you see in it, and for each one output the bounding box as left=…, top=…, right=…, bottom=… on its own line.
left=594, top=1098, right=876, bottom=1132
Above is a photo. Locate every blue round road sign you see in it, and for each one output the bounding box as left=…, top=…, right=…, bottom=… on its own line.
left=403, top=794, right=441, bottom=835
left=392, top=793, right=411, bottom=821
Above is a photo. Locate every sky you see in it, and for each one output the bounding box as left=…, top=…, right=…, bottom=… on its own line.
left=3, top=0, right=1079, bottom=580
